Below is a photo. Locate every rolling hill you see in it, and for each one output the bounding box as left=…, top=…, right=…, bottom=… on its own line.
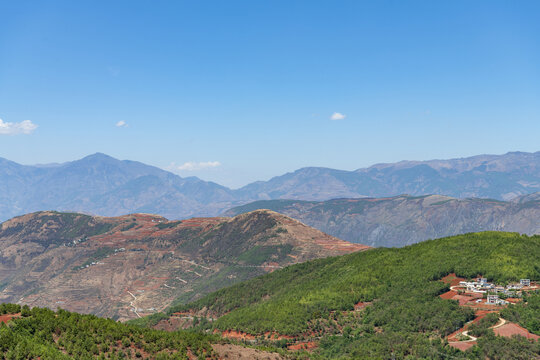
left=157, top=232, right=540, bottom=359
left=0, top=210, right=366, bottom=321
left=1, top=151, right=539, bottom=222
left=225, top=194, right=540, bottom=247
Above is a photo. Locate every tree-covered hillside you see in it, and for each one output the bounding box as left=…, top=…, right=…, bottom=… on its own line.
left=0, top=304, right=217, bottom=359
left=170, top=232, right=540, bottom=359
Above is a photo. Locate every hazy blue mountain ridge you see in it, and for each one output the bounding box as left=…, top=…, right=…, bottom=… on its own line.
left=0, top=151, right=539, bottom=222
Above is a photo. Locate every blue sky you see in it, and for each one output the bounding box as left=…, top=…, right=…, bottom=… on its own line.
left=1, top=1, right=539, bottom=188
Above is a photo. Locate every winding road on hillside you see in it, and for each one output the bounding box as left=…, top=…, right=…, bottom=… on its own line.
left=451, top=317, right=506, bottom=344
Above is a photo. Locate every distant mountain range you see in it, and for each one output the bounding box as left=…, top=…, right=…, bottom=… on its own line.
left=226, top=194, right=540, bottom=247
left=1, top=151, right=539, bottom=221
left=0, top=153, right=236, bottom=221
left=0, top=210, right=365, bottom=320
left=237, top=151, right=540, bottom=201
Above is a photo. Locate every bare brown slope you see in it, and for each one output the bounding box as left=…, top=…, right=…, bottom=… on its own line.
left=0, top=210, right=367, bottom=321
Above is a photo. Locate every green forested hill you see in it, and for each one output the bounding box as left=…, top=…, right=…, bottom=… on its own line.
left=0, top=304, right=217, bottom=359
left=171, top=232, right=540, bottom=359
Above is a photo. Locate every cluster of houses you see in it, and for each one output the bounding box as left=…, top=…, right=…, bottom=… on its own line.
left=458, top=278, right=533, bottom=306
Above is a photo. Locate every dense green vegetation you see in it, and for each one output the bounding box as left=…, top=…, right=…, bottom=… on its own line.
left=467, top=313, right=499, bottom=337
left=164, top=232, right=540, bottom=359
left=0, top=305, right=217, bottom=359
left=237, top=244, right=293, bottom=265
left=501, top=292, right=540, bottom=335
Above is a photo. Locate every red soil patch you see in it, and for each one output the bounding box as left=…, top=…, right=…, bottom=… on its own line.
left=440, top=290, right=458, bottom=300
left=218, top=330, right=257, bottom=341
left=493, top=322, right=540, bottom=340
left=287, top=341, right=318, bottom=351
left=472, top=310, right=497, bottom=323
left=452, top=294, right=477, bottom=306
left=441, top=290, right=491, bottom=308
left=354, top=301, right=371, bottom=310
left=467, top=292, right=484, bottom=299
left=448, top=341, right=476, bottom=351
left=441, top=273, right=465, bottom=287
left=0, top=314, right=19, bottom=324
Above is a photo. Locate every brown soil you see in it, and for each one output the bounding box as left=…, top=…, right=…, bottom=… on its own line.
left=440, top=273, right=465, bottom=286
left=353, top=301, right=372, bottom=310
left=218, top=330, right=257, bottom=341
left=448, top=341, right=476, bottom=351
left=0, top=313, right=19, bottom=323
left=287, top=341, right=318, bottom=351
left=439, top=290, right=458, bottom=300
left=493, top=322, right=540, bottom=340
left=212, top=344, right=284, bottom=360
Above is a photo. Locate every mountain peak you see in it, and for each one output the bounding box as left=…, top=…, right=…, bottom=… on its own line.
left=80, top=152, right=119, bottom=162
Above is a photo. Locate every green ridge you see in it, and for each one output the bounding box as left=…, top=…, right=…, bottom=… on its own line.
left=163, top=231, right=540, bottom=359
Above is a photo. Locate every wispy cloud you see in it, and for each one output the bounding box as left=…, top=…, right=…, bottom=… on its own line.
left=0, top=118, right=38, bottom=135
left=116, top=120, right=128, bottom=127
left=330, top=112, right=346, bottom=121
left=168, top=161, right=221, bottom=172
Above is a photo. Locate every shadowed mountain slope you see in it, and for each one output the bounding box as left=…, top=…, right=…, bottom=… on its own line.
left=225, top=194, right=540, bottom=247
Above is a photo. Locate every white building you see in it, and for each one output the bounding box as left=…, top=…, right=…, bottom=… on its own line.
left=486, top=294, right=507, bottom=305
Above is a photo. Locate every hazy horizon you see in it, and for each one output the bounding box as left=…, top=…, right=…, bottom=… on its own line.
left=0, top=149, right=537, bottom=189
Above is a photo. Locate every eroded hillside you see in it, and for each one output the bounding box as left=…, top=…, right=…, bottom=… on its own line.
left=0, top=210, right=367, bottom=321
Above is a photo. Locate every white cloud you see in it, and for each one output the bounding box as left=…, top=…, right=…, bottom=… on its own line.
left=0, top=118, right=38, bottom=135
left=116, top=120, right=128, bottom=127
left=330, top=112, right=346, bottom=121
left=168, top=161, right=221, bottom=172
